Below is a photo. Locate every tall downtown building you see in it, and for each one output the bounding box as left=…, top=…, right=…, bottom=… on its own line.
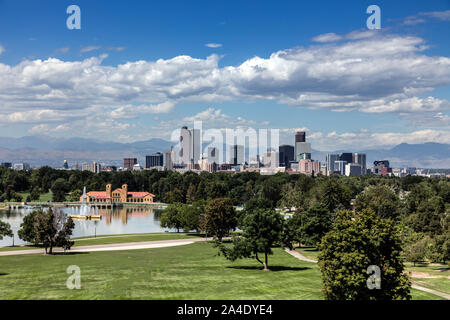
left=179, top=126, right=201, bottom=166
left=295, top=131, right=311, bottom=161
left=230, top=144, right=245, bottom=166
left=279, top=145, right=294, bottom=168
left=325, top=152, right=367, bottom=176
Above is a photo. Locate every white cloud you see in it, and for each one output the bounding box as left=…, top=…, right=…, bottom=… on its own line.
left=205, top=43, right=222, bottom=48
left=80, top=46, right=101, bottom=53
left=0, top=45, right=4, bottom=55
left=288, top=128, right=450, bottom=150
left=421, top=10, right=450, bottom=21
left=0, top=31, right=449, bottom=142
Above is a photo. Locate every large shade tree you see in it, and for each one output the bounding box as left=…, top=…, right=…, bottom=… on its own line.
left=318, top=209, right=411, bottom=300
left=18, top=208, right=75, bottom=254
left=219, top=208, right=294, bottom=271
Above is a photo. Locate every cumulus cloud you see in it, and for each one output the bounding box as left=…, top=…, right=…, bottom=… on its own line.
left=293, top=128, right=450, bottom=150
left=0, top=30, right=449, bottom=142
left=205, top=43, right=222, bottom=48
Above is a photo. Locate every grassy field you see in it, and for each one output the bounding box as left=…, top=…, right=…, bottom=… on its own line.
left=0, top=242, right=443, bottom=300
left=406, top=262, right=450, bottom=295
left=0, top=233, right=202, bottom=252
left=297, top=246, right=450, bottom=297
left=17, top=192, right=53, bottom=202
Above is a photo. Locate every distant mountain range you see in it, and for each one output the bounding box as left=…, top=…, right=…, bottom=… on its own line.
left=0, top=136, right=448, bottom=169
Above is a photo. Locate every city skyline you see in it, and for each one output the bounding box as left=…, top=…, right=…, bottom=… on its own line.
left=0, top=1, right=448, bottom=151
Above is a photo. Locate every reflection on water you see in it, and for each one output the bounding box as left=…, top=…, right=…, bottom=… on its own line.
left=0, top=206, right=168, bottom=247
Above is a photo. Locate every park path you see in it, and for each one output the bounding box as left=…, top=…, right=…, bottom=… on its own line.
left=284, top=248, right=450, bottom=300
left=0, top=237, right=215, bottom=256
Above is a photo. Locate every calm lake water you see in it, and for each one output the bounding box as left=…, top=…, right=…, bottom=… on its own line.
left=0, top=206, right=168, bottom=247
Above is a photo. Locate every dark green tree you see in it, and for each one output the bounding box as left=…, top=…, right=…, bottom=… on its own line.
left=318, top=209, right=411, bottom=300
left=160, top=203, right=184, bottom=232
left=298, top=202, right=332, bottom=246
left=0, top=220, right=13, bottom=240
left=354, top=185, right=401, bottom=220
left=18, top=208, right=75, bottom=254
left=51, top=178, right=68, bottom=202
left=219, top=208, right=293, bottom=270
left=204, top=198, right=237, bottom=241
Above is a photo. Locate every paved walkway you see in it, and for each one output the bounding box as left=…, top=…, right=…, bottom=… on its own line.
left=0, top=237, right=214, bottom=256
left=284, top=248, right=450, bottom=300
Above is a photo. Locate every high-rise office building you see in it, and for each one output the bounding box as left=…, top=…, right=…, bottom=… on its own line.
left=165, top=149, right=173, bottom=171
left=373, top=160, right=391, bottom=175
left=0, top=162, right=12, bottom=169
left=345, top=163, right=362, bottom=176
left=146, top=152, right=164, bottom=168
left=295, top=131, right=306, bottom=143
left=352, top=153, right=367, bottom=175
left=179, top=126, right=201, bottom=166
left=339, top=153, right=353, bottom=164
left=334, top=160, right=347, bottom=175
left=123, top=158, right=137, bottom=170
left=326, top=154, right=340, bottom=175
left=294, top=131, right=311, bottom=161
left=207, top=147, right=219, bottom=164
left=279, top=145, right=294, bottom=168
left=230, top=145, right=245, bottom=165
left=264, top=150, right=279, bottom=168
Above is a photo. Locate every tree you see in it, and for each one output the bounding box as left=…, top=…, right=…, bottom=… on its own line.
left=404, top=233, right=428, bottom=266
left=180, top=201, right=205, bottom=232
left=0, top=220, right=13, bottom=240
left=354, top=185, right=401, bottom=220
left=204, top=198, right=237, bottom=241
left=18, top=208, right=75, bottom=254
left=68, top=189, right=82, bottom=202
left=319, top=179, right=350, bottom=213
left=185, top=184, right=197, bottom=204
left=219, top=209, right=292, bottom=270
left=163, top=188, right=184, bottom=203
left=278, top=183, right=304, bottom=211
left=406, top=196, right=445, bottom=236
left=298, top=203, right=332, bottom=246
left=318, top=209, right=411, bottom=300
left=29, top=188, right=41, bottom=201
left=51, top=178, right=68, bottom=202
left=160, top=203, right=184, bottom=232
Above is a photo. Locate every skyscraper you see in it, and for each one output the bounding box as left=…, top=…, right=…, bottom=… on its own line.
left=295, top=131, right=306, bottom=143
left=326, top=154, right=340, bottom=175
left=279, top=145, right=294, bottom=168
left=123, top=158, right=137, bottom=170
left=339, top=153, right=353, bottom=164
left=207, top=147, right=219, bottom=164
left=179, top=126, right=201, bottom=166
left=165, top=149, right=173, bottom=171
left=295, top=131, right=311, bottom=161
left=146, top=152, right=164, bottom=168
left=230, top=145, right=244, bottom=165
left=352, top=153, right=367, bottom=175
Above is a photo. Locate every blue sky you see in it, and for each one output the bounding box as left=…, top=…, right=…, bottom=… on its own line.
left=0, top=0, right=449, bottom=151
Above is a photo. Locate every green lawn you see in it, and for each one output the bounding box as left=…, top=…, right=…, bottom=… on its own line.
left=296, top=247, right=450, bottom=298
left=0, top=233, right=201, bottom=251
left=17, top=192, right=53, bottom=202
left=0, top=242, right=443, bottom=300
left=297, top=247, right=319, bottom=261
left=406, top=262, right=450, bottom=295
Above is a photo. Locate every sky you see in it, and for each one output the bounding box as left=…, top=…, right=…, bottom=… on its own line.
left=0, top=0, right=449, bottom=151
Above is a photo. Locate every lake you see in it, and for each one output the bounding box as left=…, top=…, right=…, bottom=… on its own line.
left=0, top=206, right=168, bottom=247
